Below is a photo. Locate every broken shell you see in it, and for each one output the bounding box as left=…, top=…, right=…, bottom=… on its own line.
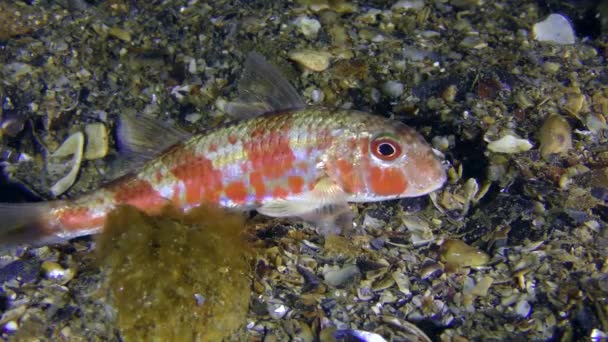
left=322, top=264, right=360, bottom=287
left=469, top=276, right=493, bottom=296
left=289, top=50, right=332, bottom=72
left=539, top=114, right=572, bottom=159
left=48, top=131, right=85, bottom=196
left=440, top=239, right=489, bottom=268
left=561, top=92, right=586, bottom=117
left=402, top=216, right=434, bottom=246
left=532, top=14, right=575, bottom=45
left=84, top=122, right=109, bottom=160
left=486, top=134, right=533, bottom=153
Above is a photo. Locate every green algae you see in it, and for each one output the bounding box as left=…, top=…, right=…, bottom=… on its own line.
left=97, top=205, right=252, bottom=342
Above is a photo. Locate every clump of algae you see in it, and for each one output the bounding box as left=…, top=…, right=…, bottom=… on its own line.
left=97, top=205, right=252, bottom=341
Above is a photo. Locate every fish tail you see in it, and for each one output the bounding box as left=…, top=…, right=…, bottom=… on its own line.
left=0, top=201, right=65, bottom=250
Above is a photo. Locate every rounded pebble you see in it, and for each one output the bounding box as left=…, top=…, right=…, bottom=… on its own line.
left=289, top=50, right=331, bottom=72
left=440, top=239, right=489, bottom=268
left=539, top=114, right=572, bottom=159
left=382, top=81, right=404, bottom=98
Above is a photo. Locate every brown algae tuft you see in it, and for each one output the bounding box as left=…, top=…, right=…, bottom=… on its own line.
left=96, top=205, right=252, bottom=341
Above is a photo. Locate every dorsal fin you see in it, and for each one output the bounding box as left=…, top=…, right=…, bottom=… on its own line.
left=116, top=113, right=192, bottom=161
left=225, top=52, right=306, bottom=119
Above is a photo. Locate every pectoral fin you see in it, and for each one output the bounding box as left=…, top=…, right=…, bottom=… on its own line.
left=257, top=178, right=354, bottom=235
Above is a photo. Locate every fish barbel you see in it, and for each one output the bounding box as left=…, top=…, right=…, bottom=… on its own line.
left=0, top=53, right=446, bottom=246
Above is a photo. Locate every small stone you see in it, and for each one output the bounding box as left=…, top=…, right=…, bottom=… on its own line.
left=391, top=0, right=425, bottom=11
left=459, top=36, right=488, bottom=49
left=289, top=50, right=332, bottom=72
left=470, top=276, right=493, bottom=296
left=294, top=16, right=321, bottom=39
left=41, top=261, right=76, bottom=284
left=487, top=134, right=533, bottom=154
left=539, top=114, right=572, bottom=159
left=533, top=14, right=575, bottom=45
left=442, top=84, right=458, bottom=103
left=267, top=301, right=289, bottom=319
left=84, top=123, right=109, bottom=160
left=382, top=81, right=404, bottom=98
left=542, top=61, right=561, bottom=74
left=108, top=26, right=132, bottom=42
left=3, top=321, right=18, bottom=333
left=440, top=239, right=489, bottom=268
left=515, top=299, right=531, bottom=318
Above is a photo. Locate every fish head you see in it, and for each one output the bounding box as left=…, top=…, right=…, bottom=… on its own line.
left=326, top=114, right=447, bottom=202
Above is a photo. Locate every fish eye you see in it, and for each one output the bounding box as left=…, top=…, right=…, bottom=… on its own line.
left=371, top=136, right=402, bottom=161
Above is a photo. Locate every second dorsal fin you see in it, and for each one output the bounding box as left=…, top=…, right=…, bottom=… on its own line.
left=225, top=52, right=306, bottom=119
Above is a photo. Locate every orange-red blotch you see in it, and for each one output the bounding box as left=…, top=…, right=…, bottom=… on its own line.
left=369, top=166, right=408, bottom=196
left=335, top=159, right=364, bottom=193
left=225, top=181, right=248, bottom=204
left=170, top=151, right=223, bottom=206
left=113, top=179, right=167, bottom=214
left=288, top=176, right=304, bottom=194
left=228, top=134, right=238, bottom=145
left=272, top=186, right=289, bottom=198
left=57, top=207, right=105, bottom=231
left=249, top=172, right=266, bottom=201
left=244, top=125, right=295, bottom=180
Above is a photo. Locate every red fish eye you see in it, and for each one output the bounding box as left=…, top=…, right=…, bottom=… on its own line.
left=371, top=137, right=402, bottom=161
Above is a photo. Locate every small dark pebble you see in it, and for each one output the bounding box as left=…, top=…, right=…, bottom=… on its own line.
left=369, top=237, right=385, bottom=250
left=256, top=224, right=289, bottom=240
left=0, top=259, right=40, bottom=284
left=296, top=265, right=320, bottom=293
left=591, top=205, right=608, bottom=222
left=320, top=298, right=337, bottom=313
left=590, top=187, right=608, bottom=202
left=400, top=196, right=429, bottom=213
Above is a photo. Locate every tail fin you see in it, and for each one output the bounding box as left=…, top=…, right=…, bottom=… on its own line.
left=0, top=202, right=65, bottom=250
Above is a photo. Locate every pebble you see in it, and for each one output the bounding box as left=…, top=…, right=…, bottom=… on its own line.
left=41, top=261, right=76, bottom=284
left=294, top=16, right=321, bottom=39
left=440, top=239, right=489, bottom=268
left=515, top=299, right=532, bottom=318
left=382, top=81, right=404, bottom=98
left=84, top=123, right=109, bottom=160
left=470, top=276, right=493, bottom=296
left=486, top=134, right=533, bottom=154
left=533, top=14, right=575, bottom=45
left=459, top=36, right=488, bottom=49
left=538, top=114, right=572, bottom=159
left=289, top=50, right=331, bottom=72
left=391, top=0, right=425, bottom=11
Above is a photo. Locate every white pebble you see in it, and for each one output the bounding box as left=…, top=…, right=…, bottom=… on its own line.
left=391, top=0, right=425, bottom=11
left=382, top=81, right=404, bottom=98
left=294, top=16, right=321, bottom=39
left=533, top=14, right=575, bottom=45
left=4, top=321, right=18, bottom=333
left=487, top=135, right=533, bottom=154
left=515, top=299, right=531, bottom=318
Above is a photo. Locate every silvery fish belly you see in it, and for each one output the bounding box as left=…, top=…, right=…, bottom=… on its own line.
left=0, top=52, right=446, bottom=247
